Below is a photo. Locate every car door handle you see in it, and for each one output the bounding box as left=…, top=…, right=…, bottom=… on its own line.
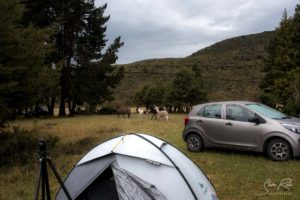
left=225, top=122, right=232, bottom=126
left=196, top=120, right=203, bottom=124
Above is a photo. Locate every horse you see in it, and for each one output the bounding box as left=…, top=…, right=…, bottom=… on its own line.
left=136, top=107, right=149, bottom=119
left=154, top=106, right=168, bottom=120
left=149, top=105, right=157, bottom=120
left=116, top=106, right=131, bottom=118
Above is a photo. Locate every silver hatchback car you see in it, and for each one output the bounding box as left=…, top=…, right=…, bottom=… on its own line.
left=183, top=101, right=300, bottom=161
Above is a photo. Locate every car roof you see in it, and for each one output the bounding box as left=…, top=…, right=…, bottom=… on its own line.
left=193, top=101, right=259, bottom=108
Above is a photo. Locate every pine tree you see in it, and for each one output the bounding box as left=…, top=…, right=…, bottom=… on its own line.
left=261, top=4, right=300, bottom=115
left=287, top=4, right=300, bottom=115
left=291, top=4, right=300, bottom=66
left=0, top=0, right=50, bottom=125
left=23, top=0, right=124, bottom=116
left=260, top=10, right=296, bottom=111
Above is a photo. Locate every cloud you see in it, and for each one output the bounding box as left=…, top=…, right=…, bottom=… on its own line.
left=96, top=0, right=299, bottom=64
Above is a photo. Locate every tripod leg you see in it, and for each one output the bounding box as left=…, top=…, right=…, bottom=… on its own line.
left=34, top=160, right=42, bottom=200
left=47, top=158, right=72, bottom=200
left=44, top=163, right=51, bottom=200
left=41, top=163, right=46, bottom=200
left=41, top=157, right=51, bottom=200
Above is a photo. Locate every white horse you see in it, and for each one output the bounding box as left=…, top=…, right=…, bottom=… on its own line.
left=154, top=106, right=168, bottom=121
left=136, top=107, right=149, bottom=119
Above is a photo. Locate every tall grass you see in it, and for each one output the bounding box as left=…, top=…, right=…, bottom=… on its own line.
left=0, top=114, right=299, bottom=200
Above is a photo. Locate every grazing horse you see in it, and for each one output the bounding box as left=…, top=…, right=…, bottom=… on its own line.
left=154, top=106, right=168, bottom=120
left=149, top=106, right=158, bottom=120
left=116, top=106, right=131, bottom=118
left=136, top=107, right=149, bottom=119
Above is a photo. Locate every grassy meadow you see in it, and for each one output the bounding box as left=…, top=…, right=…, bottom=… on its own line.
left=1, top=113, right=300, bottom=200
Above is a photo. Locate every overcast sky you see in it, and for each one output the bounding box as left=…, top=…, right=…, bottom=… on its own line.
left=95, top=0, right=299, bottom=64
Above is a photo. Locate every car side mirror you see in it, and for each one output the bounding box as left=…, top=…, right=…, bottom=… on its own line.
left=249, top=117, right=260, bottom=124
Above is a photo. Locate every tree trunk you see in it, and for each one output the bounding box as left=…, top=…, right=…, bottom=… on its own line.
left=47, top=97, right=55, bottom=116
left=59, top=96, right=66, bottom=116
left=89, top=105, right=95, bottom=114
left=67, top=98, right=76, bottom=117
left=71, top=103, right=76, bottom=116
left=17, top=107, right=23, bottom=115
left=59, top=64, right=69, bottom=116
left=34, top=103, right=40, bottom=117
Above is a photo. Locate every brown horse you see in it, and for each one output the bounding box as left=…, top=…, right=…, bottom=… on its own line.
left=149, top=105, right=157, bottom=120
left=116, top=106, right=131, bottom=118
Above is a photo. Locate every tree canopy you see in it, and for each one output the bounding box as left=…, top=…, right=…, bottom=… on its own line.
left=134, top=84, right=165, bottom=108
left=0, top=0, right=124, bottom=125
left=0, top=0, right=51, bottom=126
left=23, top=0, right=124, bottom=116
left=134, top=65, right=207, bottom=112
left=166, top=66, right=207, bottom=110
left=261, top=5, right=300, bottom=115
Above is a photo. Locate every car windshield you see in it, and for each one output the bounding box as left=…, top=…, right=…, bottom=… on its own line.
left=247, top=103, right=287, bottom=119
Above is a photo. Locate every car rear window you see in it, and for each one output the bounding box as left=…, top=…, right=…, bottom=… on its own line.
left=197, top=104, right=222, bottom=119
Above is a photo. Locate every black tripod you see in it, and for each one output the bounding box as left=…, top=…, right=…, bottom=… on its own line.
left=34, top=139, right=72, bottom=200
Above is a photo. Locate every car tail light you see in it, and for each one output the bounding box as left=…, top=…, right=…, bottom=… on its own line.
left=184, top=117, right=189, bottom=125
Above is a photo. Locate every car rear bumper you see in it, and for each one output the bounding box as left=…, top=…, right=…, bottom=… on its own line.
left=292, top=139, right=300, bottom=157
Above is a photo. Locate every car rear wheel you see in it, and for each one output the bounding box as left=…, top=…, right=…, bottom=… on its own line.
left=186, top=134, right=203, bottom=152
left=267, top=139, right=291, bottom=161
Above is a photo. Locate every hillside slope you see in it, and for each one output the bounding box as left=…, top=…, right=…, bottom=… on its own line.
left=113, top=31, right=273, bottom=105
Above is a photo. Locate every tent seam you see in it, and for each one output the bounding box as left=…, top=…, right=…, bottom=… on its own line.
left=130, top=133, right=198, bottom=200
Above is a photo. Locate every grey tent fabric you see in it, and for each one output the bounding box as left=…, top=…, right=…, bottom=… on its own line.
left=56, top=156, right=116, bottom=200
left=75, top=165, right=167, bottom=200
left=76, top=167, right=119, bottom=200
left=112, top=166, right=167, bottom=200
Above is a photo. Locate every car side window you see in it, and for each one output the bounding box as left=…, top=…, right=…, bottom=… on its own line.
left=197, top=104, right=222, bottom=119
left=226, top=105, right=255, bottom=122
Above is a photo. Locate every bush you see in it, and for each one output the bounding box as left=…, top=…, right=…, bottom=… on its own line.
left=0, top=126, right=59, bottom=166
left=97, top=106, right=116, bottom=115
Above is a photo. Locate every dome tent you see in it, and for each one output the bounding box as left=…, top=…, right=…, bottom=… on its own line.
left=56, top=133, right=219, bottom=200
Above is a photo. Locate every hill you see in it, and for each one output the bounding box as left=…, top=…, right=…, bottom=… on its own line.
left=113, top=31, right=273, bottom=105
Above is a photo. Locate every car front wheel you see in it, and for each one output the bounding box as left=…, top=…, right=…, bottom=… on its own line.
left=186, top=134, right=203, bottom=152
left=267, top=139, right=291, bottom=161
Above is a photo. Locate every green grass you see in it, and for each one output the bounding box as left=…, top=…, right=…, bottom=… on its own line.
left=1, top=114, right=299, bottom=200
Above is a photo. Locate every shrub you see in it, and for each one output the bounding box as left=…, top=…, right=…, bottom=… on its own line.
left=97, top=106, right=116, bottom=115
left=0, top=127, right=59, bottom=166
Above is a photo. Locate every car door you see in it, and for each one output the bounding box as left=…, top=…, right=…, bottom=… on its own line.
left=222, top=104, right=262, bottom=149
left=193, top=104, right=226, bottom=145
